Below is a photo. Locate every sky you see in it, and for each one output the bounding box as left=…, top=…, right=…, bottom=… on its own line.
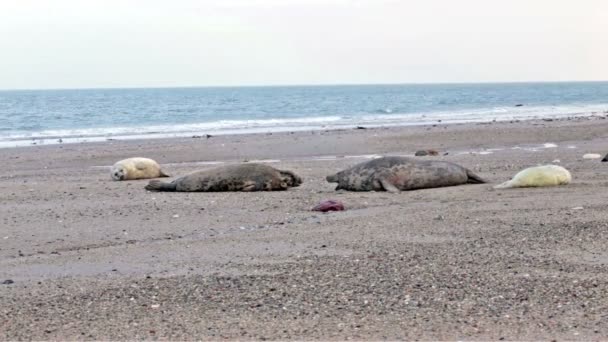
left=0, top=0, right=606, bottom=89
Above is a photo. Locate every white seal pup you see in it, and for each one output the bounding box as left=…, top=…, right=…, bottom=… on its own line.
left=494, top=165, right=571, bottom=189
left=145, top=163, right=302, bottom=192
left=111, top=157, right=169, bottom=181
left=583, top=153, right=601, bottom=159
left=326, top=156, right=485, bottom=193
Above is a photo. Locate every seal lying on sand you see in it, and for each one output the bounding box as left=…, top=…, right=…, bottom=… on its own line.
left=145, top=163, right=302, bottom=192
left=494, top=165, right=571, bottom=189
left=326, top=156, right=485, bottom=193
left=111, top=157, right=169, bottom=181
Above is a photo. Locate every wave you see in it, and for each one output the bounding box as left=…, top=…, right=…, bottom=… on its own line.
left=4, top=116, right=344, bottom=139
left=1, top=103, right=607, bottom=148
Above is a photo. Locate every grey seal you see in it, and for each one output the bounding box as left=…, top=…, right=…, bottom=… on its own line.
left=326, top=156, right=485, bottom=193
left=145, top=163, right=302, bottom=192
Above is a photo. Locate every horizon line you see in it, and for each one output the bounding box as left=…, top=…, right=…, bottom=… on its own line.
left=1, top=79, right=608, bottom=92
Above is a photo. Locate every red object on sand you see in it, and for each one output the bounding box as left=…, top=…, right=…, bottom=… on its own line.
left=312, top=200, right=345, bottom=212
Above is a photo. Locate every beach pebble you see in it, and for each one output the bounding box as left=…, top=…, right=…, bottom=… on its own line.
left=415, top=149, right=439, bottom=156
left=583, top=153, right=601, bottom=159
left=312, top=200, right=345, bottom=212
left=2, top=279, right=14, bottom=285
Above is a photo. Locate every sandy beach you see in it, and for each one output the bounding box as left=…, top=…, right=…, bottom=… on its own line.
left=2, top=116, right=608, bottom=340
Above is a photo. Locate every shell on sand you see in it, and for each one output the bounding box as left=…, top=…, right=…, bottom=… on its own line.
left=326, top=156, right=485, bottom=193
left=111, top=157, right=169, bottom=181
left=494, top=165, right=571, bottom=189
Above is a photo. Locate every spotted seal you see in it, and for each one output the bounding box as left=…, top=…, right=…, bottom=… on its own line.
left=494, top=165, right=571, bottom=189
left=145, top=163, right=302, bottom=192
left=326, top=156, right=485, bottom=193
left=111, top=157, right=169, bottom=181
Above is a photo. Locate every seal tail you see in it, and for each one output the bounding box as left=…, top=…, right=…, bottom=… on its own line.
left=466, top=169, right=486, bottom=184
left=145, top=180, right=177, bottom=192
left=493, top=180, right=513, bottom=189
left=159, top=170, right=170, bottom=177
left=326, top=174, right=338, bottom=183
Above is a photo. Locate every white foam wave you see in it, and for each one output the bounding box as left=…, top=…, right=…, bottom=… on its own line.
left=1, top=103, right=607, bottom=148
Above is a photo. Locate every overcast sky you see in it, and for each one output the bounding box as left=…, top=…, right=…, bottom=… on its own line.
left=0, top=0, right=606, bottom=89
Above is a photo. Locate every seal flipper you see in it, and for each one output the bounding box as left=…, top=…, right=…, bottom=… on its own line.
left=326, top=174, right=338, bottom=183
left=159, top=170, right=170, bottom=178
left=465, top=169, right=486, bottom=184
left=493, top=180, right=513, bottom=189
left=242, top=181, right=257, bottom=192
left=145, top=180, right=177, bottom=191
left=379, top=178, right=400, bottom=193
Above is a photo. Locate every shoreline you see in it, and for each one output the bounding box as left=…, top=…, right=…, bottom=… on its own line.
left=2, top=104, right=608, bottom=149
left=2, top=118, right=608, bottom=339
left=3, top=113, right=608, bottom=164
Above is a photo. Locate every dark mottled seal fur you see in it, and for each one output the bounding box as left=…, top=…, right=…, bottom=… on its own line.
left=326, top=156, right=485, bottom=193
left=145, top=163, right=302, bottom=192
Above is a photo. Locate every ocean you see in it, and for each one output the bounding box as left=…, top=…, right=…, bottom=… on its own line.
left=1, top=82, right=607, bottom=148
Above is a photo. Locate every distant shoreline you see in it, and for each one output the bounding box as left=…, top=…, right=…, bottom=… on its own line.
left=2, top=82, right=608, bottom=148
left=2, top=106, right=607, bottom=149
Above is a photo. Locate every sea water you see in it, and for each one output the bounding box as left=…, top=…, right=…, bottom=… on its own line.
left=1, top=82, right=607, bottom=147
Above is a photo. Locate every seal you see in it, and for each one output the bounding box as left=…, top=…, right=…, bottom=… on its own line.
left=144, top=163, right=302, bottom=192
left=326, top=156, right=485, bottom=193
left=494, top=165, right=571, bottom=189
left=111, top=157, right=169, bottom=181
left=583, top=153, right=601, bottom=159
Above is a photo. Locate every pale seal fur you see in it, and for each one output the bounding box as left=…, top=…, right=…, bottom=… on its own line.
left=494, top=165, right=571, bottom=189
left=326, top=156, right=485, bottom=193
left=145, top=163, right=302, bottom=192
left=111, top=157, right=169, bottom=181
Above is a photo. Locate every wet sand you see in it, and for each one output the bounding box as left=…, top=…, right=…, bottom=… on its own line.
left=2, top=116, right=608, bottom=340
